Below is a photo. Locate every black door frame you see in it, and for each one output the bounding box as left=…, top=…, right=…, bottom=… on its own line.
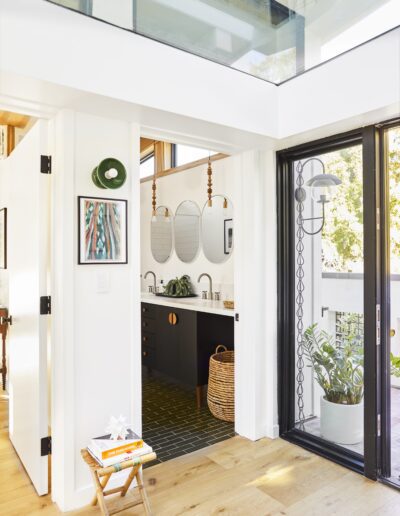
left=277, top=124, right=387, bottom=479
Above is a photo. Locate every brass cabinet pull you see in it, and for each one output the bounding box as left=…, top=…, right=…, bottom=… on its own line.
left=391, top=329, right=396, bottom=337
left=143, top=336, right=148, bottom=342
left=168, top=312, right=178, bottom=325
left=143, top=351, right=148, bottom=357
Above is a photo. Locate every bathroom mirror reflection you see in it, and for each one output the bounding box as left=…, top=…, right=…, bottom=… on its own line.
left=151, top=205, right=173, bottom=263
left=174, top=200, right=201, bottom=263
left=202, top=195, right=234, bottom=264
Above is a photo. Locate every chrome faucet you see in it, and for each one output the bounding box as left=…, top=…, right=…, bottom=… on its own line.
left=198, top=273, right=213, bottom=300
left=144, top=271, right=157, bottom=293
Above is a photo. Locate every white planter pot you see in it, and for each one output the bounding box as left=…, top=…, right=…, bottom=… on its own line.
left=320, top=396, right=363, bottom=445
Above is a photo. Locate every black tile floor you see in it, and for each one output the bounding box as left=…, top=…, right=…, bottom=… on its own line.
left=142, top=369, right=236, bottom=465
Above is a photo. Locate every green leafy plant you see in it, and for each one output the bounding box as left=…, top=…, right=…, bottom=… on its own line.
left=390, top=353, right=400, bottom=378
left=303, top=323, right=364, bottom=405
left=163, top=275, right=194, bottom=297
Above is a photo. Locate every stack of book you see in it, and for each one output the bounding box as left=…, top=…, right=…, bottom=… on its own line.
left=87, top=429, right=153, bottom=467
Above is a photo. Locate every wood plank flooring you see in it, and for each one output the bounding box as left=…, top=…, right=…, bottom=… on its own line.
left=1, top=389, right=400, bottom=515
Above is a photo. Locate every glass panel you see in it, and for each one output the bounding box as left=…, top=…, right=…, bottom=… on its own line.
left=140, top=155, right=155, bottom=179
left=175, top=144, right=213, bottom=167
left=387, top=125, right=400, bottom=483
left=293, top=144, right=364, bottom=455
left=47, top=0, right=400, bottom=84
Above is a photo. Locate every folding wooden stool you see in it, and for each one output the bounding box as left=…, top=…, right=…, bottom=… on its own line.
left=81, top=449, right=156, bottom=516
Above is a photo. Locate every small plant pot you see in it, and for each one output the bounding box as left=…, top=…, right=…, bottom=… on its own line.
left=320, top=396, right=363, bottom=445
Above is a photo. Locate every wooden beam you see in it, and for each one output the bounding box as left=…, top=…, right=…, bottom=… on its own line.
left=140, top=138, right=155, bottom=153
left=140, top=153, right=228, bottom=183
left=0, top=111, right=30, bottom=129
left=6, top=126, right=15, bottom=156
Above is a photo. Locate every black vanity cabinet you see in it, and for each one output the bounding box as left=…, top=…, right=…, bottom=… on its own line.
left=141, top=302, right=234, bottom=404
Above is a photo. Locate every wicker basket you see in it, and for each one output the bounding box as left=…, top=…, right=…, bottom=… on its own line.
left=207, top=345, right=234, bottom=422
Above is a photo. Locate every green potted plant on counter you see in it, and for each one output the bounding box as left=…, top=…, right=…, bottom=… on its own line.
left=303, top=322, right=364, bottom=445
left=161, top=275, right=195, bottom=298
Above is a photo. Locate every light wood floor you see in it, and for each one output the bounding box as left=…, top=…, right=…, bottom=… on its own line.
left=1, top=390, right=400, bottom=515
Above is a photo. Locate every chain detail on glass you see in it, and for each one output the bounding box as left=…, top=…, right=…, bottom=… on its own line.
left=295, top=161, right=306, bottom=429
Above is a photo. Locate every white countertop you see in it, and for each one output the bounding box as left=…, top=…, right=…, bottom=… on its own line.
left=141, top=292, right=235, bottom=317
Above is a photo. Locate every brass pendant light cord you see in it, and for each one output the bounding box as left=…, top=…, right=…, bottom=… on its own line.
left=152, top=162, right=157, bottom=217
left=207, top=157, right=213, bottom=207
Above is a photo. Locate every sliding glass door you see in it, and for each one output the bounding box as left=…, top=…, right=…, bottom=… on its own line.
left=278, top=127, right=382, bottom=476
left=380, top=122, right=400, bottom=486
left=293, top=145, right=364, bottom=456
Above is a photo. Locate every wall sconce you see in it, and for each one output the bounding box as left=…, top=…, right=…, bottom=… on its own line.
left=92, top=158, right=127, bottom=189
left=294, top=157, right=341, bottom=235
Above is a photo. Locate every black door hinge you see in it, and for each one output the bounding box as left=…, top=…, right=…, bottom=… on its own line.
left=235, top=313, right=239, bottom=322
left=40, top=155, right=52, bottom=174
left=40, top=296, right=51, bottom=315
left=41, top=436, right=52, bottom=456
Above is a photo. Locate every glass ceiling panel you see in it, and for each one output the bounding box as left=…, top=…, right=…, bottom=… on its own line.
left=47, top=0, right=400, bottom=84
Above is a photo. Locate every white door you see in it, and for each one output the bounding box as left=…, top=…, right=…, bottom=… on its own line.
left=7, top=120, right=50, bottom=496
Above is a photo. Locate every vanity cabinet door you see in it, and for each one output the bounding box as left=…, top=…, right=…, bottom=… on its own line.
left=155, top=306, right=179, bottom=378
left=175, top=309, right=197, bottom=387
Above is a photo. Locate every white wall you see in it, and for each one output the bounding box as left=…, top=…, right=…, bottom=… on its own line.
left=0, top=0, right=278, bottom=139
left=279, top=28, right=400, bottom=140
left=234, top=149, right=278, bottom=440
left=140, top=158, right=235, bottom=299
left=50, top=110, right=141, bottom=511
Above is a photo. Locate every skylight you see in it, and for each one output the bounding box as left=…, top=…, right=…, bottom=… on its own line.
left=47, top=0, right=400, bottom=85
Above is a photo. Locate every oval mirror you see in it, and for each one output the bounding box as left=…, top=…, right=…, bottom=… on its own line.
left=174, top=200, right=201, bottom=263
left=151, top=205, right=173, bottom=263
left=201, top=195, right=234, bottom=264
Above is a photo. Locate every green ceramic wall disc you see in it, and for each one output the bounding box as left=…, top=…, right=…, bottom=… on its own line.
left=92, top=158, right=127, bottom=189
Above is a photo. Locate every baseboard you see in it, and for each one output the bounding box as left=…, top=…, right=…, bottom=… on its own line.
left=266, top=424, right=280, bottom=439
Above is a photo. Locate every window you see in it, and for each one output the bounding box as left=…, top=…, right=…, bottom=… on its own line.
left=140, top=153, right=155, bottom=180
left=174, top=144, right=214, bottom=168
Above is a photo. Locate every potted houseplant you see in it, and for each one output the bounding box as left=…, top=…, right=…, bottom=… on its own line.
left=303, top=323, right=364, bottom=445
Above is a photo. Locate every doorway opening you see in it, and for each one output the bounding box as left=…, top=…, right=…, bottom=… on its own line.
left=139, top=138, right=236, bottom=464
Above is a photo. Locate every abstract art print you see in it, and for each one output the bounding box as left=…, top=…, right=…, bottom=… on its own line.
left=0, top=208, right=7, bottom=269
left=78, top=196, right=127, bottom=264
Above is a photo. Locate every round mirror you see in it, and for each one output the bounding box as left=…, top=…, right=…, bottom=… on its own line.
left=174, top=200, right=201, bottom=263
left=201, top=195, right=234, bottom=264
left=151, top=206, right=173, bottom=263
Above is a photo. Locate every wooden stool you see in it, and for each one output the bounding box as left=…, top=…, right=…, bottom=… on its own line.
left=81, top=449, right=157, bottom=516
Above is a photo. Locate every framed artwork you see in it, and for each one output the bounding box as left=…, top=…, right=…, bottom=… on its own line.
left=224, top=218, right=233, bottom=255
left=0, top=208, right=7, bottom=269
left=78, top=196, right=128, bottom=264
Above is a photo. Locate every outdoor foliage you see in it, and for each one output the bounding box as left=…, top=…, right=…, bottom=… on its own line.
left=303, top=322, right=364, bottom=405
left=321, top=128, right=400, bottom=272
left=390, top=352, right=400, bottom=378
